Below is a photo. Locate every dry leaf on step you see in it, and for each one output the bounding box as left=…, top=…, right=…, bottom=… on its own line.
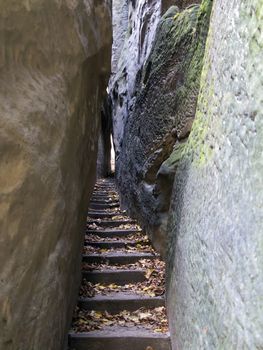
left=145, top=268, right=155, bottom=279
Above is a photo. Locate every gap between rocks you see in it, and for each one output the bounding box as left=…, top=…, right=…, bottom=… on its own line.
left=68, top=178, right=171, bottom=350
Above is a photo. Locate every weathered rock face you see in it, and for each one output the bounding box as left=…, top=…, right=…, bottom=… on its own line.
left=167, top=0, right=263, bottom=348
left=116, top=2, right=212, bottom=255
left=162, top=0, right=201, bottom=13
left=110, top=0, right=201, bottom=159
left=0, top=1, right=111, bottom=350
left=110, top=0, right=165, bottom=157
left=111, top=0, right=129, bottom=74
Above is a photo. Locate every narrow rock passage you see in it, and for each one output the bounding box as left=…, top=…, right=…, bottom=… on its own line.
left=68, top=178, right=171, bottom=350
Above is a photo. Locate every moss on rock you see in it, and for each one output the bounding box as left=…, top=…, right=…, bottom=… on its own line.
left=162, top=142, right=187, bottom=170
left=117, top=0, right=213, bottom=255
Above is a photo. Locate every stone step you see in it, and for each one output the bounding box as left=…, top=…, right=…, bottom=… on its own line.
left=88, top=207, right=121, bottom=212
left=95, top=183, right=115, bottom=186
left=78, top=293, right=165, bottom=313
left=94, top=183, right=115, bottom=186
left=83, top=252, right=157, bottom=264
left=87, top=212, right=122, bottom=219
left=91, top=197, right=119, bottom=202
left=84, top=240, right=142, bottom=249
left=93, top=190, right=116, bottom=193
left=92, top=189, right=117, bottom=193
left=91, top=195, right=117, bottom=200
left=91, top=193, right=118, bottom=197
left=90, top=199, right=120, bottom=204
left=86, top=229, right=141, bottom=238
left=86, top=219, right=135, bottom=227
left=69, top=328, right=171, bottom=350
left=82, top=269, right=146, bottom=284
left=69, top=179, right=170, bottom=350
left=93, top=191, right=117, bottom=195
left=94, top=184, right=116, bottom=191
left=89, top=203, right=120, bottom=210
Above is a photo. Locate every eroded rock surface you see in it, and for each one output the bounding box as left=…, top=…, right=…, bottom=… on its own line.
left=0, top=1, right=111, bottom=349
left=162, top=0, right=201, bottom=13
left=116, top=2, right=212, bottom=255
left=109, top=0, right=201, bottom=159
left=167, top=0, right=263, bottom=348
left=110, top=0, right=165, bottom=157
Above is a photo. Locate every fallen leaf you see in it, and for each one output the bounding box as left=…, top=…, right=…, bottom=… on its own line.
left=145, top=269, right=155, bottom=279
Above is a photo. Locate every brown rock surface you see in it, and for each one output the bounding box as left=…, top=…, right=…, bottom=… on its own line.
left=0, top=1, right=111, bottom=349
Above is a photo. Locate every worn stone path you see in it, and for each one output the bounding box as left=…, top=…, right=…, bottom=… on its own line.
left=68, top=178, right=171, bottom=350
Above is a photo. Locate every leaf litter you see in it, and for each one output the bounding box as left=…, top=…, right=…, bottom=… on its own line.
left=72, top=184, right=169, bottom=336
left=83, top=244, right=157, bottom=255
left=85, top=232, right=149, bottom=243
left=80, top=259, right=165, bottom=298
left=86, top=222, right=141, bottom=231
left=82, top=258, right=164, bottom=272
left=72, top=306, right=168, bottom=334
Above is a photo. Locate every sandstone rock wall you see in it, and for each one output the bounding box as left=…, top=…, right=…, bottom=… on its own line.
left=111, top=0, right=129, bottom=74
left=0, top=1, right=111, bottom=349
left=167, top=0, right=263, bottom=348
left=109, top=0, right=163, bottom=157
left=116, top=1, right=212, bottom=255
left=110, top=0, right=201, bottom=159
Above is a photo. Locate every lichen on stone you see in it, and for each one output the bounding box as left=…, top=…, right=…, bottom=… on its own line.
left=161, top=142, right=187, bottom=170
left=167, top=0, right=263, bottom=348
left=116, top=0, right=213, bottom=256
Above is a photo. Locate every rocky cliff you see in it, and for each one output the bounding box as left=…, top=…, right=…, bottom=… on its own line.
left=115, top=1, right=210, bottom=255
left=110, top=0, right=163, bottom=158
left=0, top=1, right=111, bottom=349
left=109, top=0, right=201, bottom=159
left=167, top=0, right=263, bottom=348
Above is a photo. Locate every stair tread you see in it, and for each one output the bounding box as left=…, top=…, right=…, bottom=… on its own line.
left=90, top=204, right=119, bottom=207
left=87, top=219, right=135, bottom=224
left=69, top=325, right=170, bottom=338
left=79, top=291, right=164, bottom=301
left=90, top=198, right=119, bottom=202
left=83, top=268, right=145, bottom=273
left=69, top=179, right=169, bottom=350
left=82, top=269, right=147, bottom=285
left=85, top=231, right=142, bottom=238
left=78, top=293, right=165, bottom=313
left=88, top=212, right=123, bottom=216
left=83, top=253, right=158, bottom=264
left=86, top=228, right=140, bottom=232
left=85, top=240, right=140, bottom=245
left=88, top=208, right=121, bottom=212
left=86, top=230, right=141, bottom=236
left=84, top=252, right=157, bottom=257
left=69, top=327, right=171, bottom=350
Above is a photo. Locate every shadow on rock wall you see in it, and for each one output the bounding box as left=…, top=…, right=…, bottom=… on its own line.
left=0, top=1, right=112, bottom=349
left=116, top=1, right=212, bottom=256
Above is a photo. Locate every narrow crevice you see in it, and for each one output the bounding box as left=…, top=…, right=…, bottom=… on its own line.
left=68, top=179, right=171, bottom=349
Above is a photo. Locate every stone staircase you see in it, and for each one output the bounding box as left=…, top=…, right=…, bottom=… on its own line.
left=68, top=178, right=171, bottom=350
